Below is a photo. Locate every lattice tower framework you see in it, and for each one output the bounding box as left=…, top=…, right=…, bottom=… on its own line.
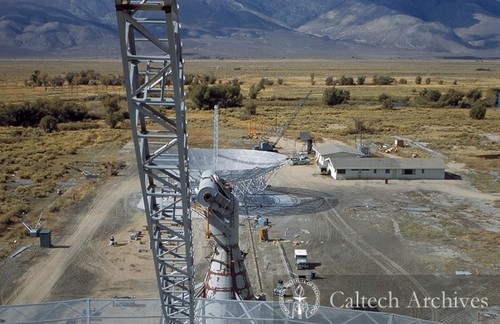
left=115, top=1, right=194, bottom=322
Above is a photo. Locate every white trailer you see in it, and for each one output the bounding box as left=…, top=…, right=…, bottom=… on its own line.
left=294, top=249, right=308, bottom=270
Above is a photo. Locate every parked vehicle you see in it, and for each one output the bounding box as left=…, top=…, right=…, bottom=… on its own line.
left=294, top=249, right=308, bottom=270
left=290, top=155, right=310, bottom=165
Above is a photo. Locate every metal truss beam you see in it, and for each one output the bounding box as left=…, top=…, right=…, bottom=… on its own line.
left=114, top=1, right=194, bottom=323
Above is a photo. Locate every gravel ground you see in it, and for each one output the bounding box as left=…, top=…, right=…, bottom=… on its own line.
left=0, top=139, right=498, bottom=323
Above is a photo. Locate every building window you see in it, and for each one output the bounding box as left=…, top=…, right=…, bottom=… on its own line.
left=422, top=169, right=425, bottom=174
left=338, top=169, right=346, bottom=174
left=403, top=169, right=416, bottom=175
left=385, top=169, right=390, bottom=174
left=374, top=169, right=377, bottom=174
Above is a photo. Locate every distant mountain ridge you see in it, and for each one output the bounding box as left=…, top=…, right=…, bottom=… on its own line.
left=1, top=0, right=499, bottom=58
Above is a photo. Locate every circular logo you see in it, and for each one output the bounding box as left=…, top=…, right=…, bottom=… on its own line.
left=278, top=278, right=320, bottom=319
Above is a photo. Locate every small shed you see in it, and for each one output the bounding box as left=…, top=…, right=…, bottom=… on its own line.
left=39, top=230, right=52, bottom=248
left=299, top=132, right=312, bottom=140
left=394, top=139, right=405, bottom=147
left=299, top=132, right=314, bottom=154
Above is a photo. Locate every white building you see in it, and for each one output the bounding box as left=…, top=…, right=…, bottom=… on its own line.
left=313, top=144, right=362, bottom=173
left=314, top=144, right=446, bottom=180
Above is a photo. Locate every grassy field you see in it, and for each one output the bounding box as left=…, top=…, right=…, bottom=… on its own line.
left=0, top=58, right=499, bottom=257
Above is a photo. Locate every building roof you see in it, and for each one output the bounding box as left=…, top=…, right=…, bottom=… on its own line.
left=313, top=143, right=361, bottom=157
left=330, top=157, right=446, bottom=170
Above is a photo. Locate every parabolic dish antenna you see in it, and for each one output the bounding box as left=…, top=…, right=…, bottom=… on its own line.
left=189, top=148, right=288, bottom=199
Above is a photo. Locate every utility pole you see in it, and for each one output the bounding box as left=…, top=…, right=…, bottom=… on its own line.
left=214, top=104, right=219, bottom=171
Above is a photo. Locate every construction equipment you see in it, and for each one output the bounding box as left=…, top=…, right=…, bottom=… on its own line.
left=254, top=141, right=278, bottom=152
left=254, top=91, right=312, bottom=152
left=273, top=91, right=312, bottom=147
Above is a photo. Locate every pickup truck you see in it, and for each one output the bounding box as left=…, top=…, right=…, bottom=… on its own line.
left=290, top=156, right=310, bottom=165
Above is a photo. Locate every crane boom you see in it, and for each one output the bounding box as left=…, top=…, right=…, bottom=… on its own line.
left=114, top=1, right=194, bottom=322
left=272, top=91, right=312, bottom=147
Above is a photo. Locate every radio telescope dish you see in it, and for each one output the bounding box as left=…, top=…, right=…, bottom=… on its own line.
left=189, top=148, right=288, bottom=199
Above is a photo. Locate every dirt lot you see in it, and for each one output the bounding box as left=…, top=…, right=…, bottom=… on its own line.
left=0, top=139, right=498, bottom=323
left=255, top=165, right=499, bottom=322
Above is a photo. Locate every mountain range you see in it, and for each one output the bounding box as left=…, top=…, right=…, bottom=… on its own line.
left=1, top=0, right=500, bottom=58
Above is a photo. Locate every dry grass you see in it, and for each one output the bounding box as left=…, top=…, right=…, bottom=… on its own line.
left=0, top=58, right=499, bottom=256
left=462, top=231, right=500, bottom=246
left=466, top=171, right=500, bottom=193
left=398, top=218, right=442, bottom=240
left=0, top=124, right=130, bottom=251
left=0, top=59, right=123, bottom=103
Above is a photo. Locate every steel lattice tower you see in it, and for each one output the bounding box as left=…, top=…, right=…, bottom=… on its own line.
left=114, top=1, right=194, bottom=322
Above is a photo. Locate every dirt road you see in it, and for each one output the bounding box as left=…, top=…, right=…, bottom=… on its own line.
left=252, top=162, right=498, bottom=323
left=3, top=143, right=156, bottom=304
left=1, top=140, right=498, bottom=323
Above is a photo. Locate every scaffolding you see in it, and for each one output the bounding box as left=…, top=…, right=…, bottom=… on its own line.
left=115, top=1, right=194, bottom=322
left=0, top=298, right=439, bottom=324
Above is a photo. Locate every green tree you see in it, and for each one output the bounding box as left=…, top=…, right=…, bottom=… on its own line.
left=382, top=99, right=394, bottom=109
left=248, top=83, right=263, bottom=100
left=469, top=103, right=487, bottom=120
left=244, top=102, right=257, bottom=116
left=378, top=93, right=391, bottom=102
left=65, top=72, right=77, bottom=87
left=189, top=84, right=209, bottom=108
left=259, top=78, right=273, bottom=87
left=39, top=115, right=58, bottom=133
left=219, top=82, right=243, bottom=108
left=101, top=95, right=123, bottom=128
left=188, top=83, right=243, bottom=109
left=339, top=75, right=354, bottom=86
left=439, top=89, right=465, bottom=107
left=357, top=76, right=366, bottom=85
left=202, top=73, right=217, bottom=84
left=466, top=88, right=482, bottom=102
left=30, top=70, right=42, bottom=86
left=422, top=89, right=441, bottom=102
left=323, top=88, right=350, bottom=106
left=49, top=75, right=64, bottom=88
left=484, top=89, right=499, bottom=107
left=415, top=75, right=422, bottom=85
left=373, top=75, right=395, bottom=85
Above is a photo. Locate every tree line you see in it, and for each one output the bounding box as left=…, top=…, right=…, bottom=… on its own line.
left=186, top=73, right=244, bottom=110
left=322, top=86, right=497, bottom=120
left=324, top=75, right=453, bottom=86
left=10, top=70, right=497, bottom=127
left=0, top=98, right=92, bottom=128
left=0, top=95, right=129, bottom=132
left=25, top=70, right=124, bottom=89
